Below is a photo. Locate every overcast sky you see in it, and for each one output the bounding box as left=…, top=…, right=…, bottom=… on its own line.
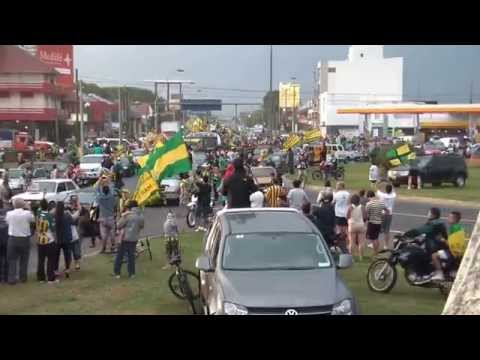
left=74, top=45, right=480, bottom=118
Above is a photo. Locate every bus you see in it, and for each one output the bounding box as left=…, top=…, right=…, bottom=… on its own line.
left=184, top=132, right=221, bottom=152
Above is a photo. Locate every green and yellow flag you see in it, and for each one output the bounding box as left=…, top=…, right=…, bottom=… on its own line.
left=303, top=129, right=322, bottom=144
left=139, top=131, right=192, bottom=180
left=283, top=133, right=301, bottom=150
left=133, top=171, right=160, bottom=206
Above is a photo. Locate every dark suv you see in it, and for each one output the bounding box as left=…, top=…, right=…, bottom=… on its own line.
left=387, top=154, right=468, bottom=188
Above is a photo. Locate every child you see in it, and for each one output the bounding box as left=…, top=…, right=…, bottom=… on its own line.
left=368, top=163, right=379, bottom=188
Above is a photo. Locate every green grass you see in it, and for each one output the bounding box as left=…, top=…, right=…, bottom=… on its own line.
left=0, top=233, right=446, bottom=315
left=293, top=162, right=480, bottom=203
left=0, top=233, right=202, bottom=315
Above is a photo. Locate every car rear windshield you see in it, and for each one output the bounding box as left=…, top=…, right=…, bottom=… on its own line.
left=81, top=156, right=103, bottom=164
left=28, top=182, right=56, bottom=193
left=222, top=232, right=331, bottom=271
left=251, top=167, right=275, bottom=178
left=8, top=169, right=24, bottom=178
left=225, top=212, right=312, bottom=234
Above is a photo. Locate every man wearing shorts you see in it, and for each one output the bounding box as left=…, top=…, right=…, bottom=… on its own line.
left=377, top=184, right=397, bottom=250
left=365, top=190, right=387, bottom=255
left=332, top=182, right=350, bottom=239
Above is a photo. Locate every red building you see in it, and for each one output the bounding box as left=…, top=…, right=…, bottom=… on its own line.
left=0, top=45, right=74, bottom=144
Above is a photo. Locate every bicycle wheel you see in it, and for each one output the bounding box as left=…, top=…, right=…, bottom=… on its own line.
left=179, top=273, right=198, bottom=315
left=186, top=209, right=196, bottom=228
left=146, top=238, right=153, bottom=261
left=312, top=170, right=323, bottom=181
left=168, top=270, right=200, bottom=300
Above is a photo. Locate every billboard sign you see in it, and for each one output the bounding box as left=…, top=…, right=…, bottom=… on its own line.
left=279, top=82, right=300, bottom=109
left=182, top=99, right=222, bottom=112
left=37, top=45, right=74, bottom=89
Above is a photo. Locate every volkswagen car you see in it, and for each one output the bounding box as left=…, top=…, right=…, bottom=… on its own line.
left=195, top=208, right=358, bottom=315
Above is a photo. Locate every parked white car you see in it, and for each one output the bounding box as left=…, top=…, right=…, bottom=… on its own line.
left=12, top=179, right=79, bottom=206
left=160, top=177, right=181, bottom=206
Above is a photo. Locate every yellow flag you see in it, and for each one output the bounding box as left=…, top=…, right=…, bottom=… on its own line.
left=133, top=171, right=160, bottom=206
left=396, top=144, right=410, bottom=157
left=390, top=158, right=402, bottom=166
left=408, top=152, right=417, bottom=160
left=137, top=155, right=150, bottom=168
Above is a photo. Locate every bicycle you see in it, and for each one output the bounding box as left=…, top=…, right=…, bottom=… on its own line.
left=166, top=236, right=201, bottom=314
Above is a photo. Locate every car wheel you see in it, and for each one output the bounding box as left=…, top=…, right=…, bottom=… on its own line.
left=393, top=182, right=401, bottom=188
left=48, top=201, right=56, bottom=208
left=432, top=181, right=441, bottom=187
left=454, top=175, right=466, bottom=188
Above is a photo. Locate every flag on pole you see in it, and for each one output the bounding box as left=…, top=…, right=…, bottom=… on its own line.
left=283, top=133, right=301, bottom=150
left=133, top=171, right=160, bottom=206
left=139, top=131, right=192, bottom=180
left=303, top=129, right=322, bottom=143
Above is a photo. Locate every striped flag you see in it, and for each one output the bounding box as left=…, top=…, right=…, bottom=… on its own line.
left=139, top=131, right=192, bottom=180
left=283, top=134, right=301, bottom=150
left=303, top=129, right=322, bottom=143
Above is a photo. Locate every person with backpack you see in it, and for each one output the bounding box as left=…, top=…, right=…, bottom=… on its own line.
left=53, top=201, right=74, bottom=279
left=113, top=201, right=145, bottom=279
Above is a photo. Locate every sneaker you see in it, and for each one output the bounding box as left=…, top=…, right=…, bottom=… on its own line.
left=39, top=281, right=45, bottom=284
left=407, top=273, right=418, bottom=282
left=431, top=271, right=445, bottom=281
left=128, top=275, right=136, bottom=279
left=414, top=275, right=431, bottom=285
left=48, top=280, right=60, bottom=284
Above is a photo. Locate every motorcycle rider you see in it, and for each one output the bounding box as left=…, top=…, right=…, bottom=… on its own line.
left=404, top=207, right=448, bottom=282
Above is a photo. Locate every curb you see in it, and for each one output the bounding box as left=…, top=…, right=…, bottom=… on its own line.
left=283, top=176, right=478, bottom=209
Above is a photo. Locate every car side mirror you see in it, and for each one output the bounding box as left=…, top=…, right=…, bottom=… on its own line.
left=196, top=255, right=214, bottom=272
left=337, top=254, right=353, bottom=269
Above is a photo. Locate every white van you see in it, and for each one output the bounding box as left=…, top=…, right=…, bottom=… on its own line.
left=326, top=143, right=348, bottom=161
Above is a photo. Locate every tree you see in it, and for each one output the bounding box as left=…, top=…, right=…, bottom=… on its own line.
left=81, top=82, right=155, bottom=104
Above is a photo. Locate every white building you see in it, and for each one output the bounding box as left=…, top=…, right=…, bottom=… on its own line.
left=318, top=45, right=404, bottom=136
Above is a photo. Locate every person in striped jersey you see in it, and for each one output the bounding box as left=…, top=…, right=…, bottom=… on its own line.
left=365, top=191, right=387, bottom=255
left=265, top=178, right=283, bottom=208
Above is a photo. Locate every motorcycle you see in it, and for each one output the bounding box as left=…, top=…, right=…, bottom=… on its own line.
left=367, top=234, right=458, bottom=297
left=186, top=194, right=198, bottom=228
left=312, top=159, right=345, bottom=182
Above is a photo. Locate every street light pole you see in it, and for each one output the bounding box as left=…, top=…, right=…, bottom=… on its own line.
left=154, top=82, right=158, bottom=132
left=79, top=80, right=84, bottom=154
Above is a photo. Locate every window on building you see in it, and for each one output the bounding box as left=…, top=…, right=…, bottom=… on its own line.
left=0, top=91, right=9, bottom=98
left=20, top=92, right=34, bottom=98
left=360, top=53, right=364, bottom=58
left=328, top=67, right=336, bottom=73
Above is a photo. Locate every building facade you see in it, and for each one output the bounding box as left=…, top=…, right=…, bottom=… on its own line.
left=0, top=45, right=72, bottom=142
left=318, top=45, right=404, bottom=136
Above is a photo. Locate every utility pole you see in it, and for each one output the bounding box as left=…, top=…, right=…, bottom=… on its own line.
left=118, top=87, right=122, bottom=143
left=154, top=82, right=158, bottom=132
left=269, top=45, right=274, bottom=135
left=79, top=80, right=84, bottom=154
left=75, top=68, right=79, bottom=142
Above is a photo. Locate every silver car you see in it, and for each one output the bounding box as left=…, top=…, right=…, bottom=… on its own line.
left=195, top=208, right=358, bottom=315
left=160, top=177, right=181, bottom=206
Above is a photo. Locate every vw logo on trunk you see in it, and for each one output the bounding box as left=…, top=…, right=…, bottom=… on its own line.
left=285, top=309, right=298, bottom=315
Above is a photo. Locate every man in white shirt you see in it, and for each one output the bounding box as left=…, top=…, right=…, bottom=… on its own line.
left=332, top=181, right=350, bottom=236
left=6, top=198, right=35, bottom=285
left=249, top=189, right=265, bottom=208
left=377, top=183, right=397, bottom=249
left=369, top=163, right=379, bottom=188
left=287, top=179, right=310, bottom=211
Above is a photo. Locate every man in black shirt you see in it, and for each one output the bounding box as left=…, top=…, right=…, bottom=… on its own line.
left=222, top=159, right=257, bottom=209
left=312, top=192, right=336, bottom=248
left=195, top=176, right=212, bottom=231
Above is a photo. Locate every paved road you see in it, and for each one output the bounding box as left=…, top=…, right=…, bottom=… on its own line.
left=302, top=186, right=479, bottom=235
